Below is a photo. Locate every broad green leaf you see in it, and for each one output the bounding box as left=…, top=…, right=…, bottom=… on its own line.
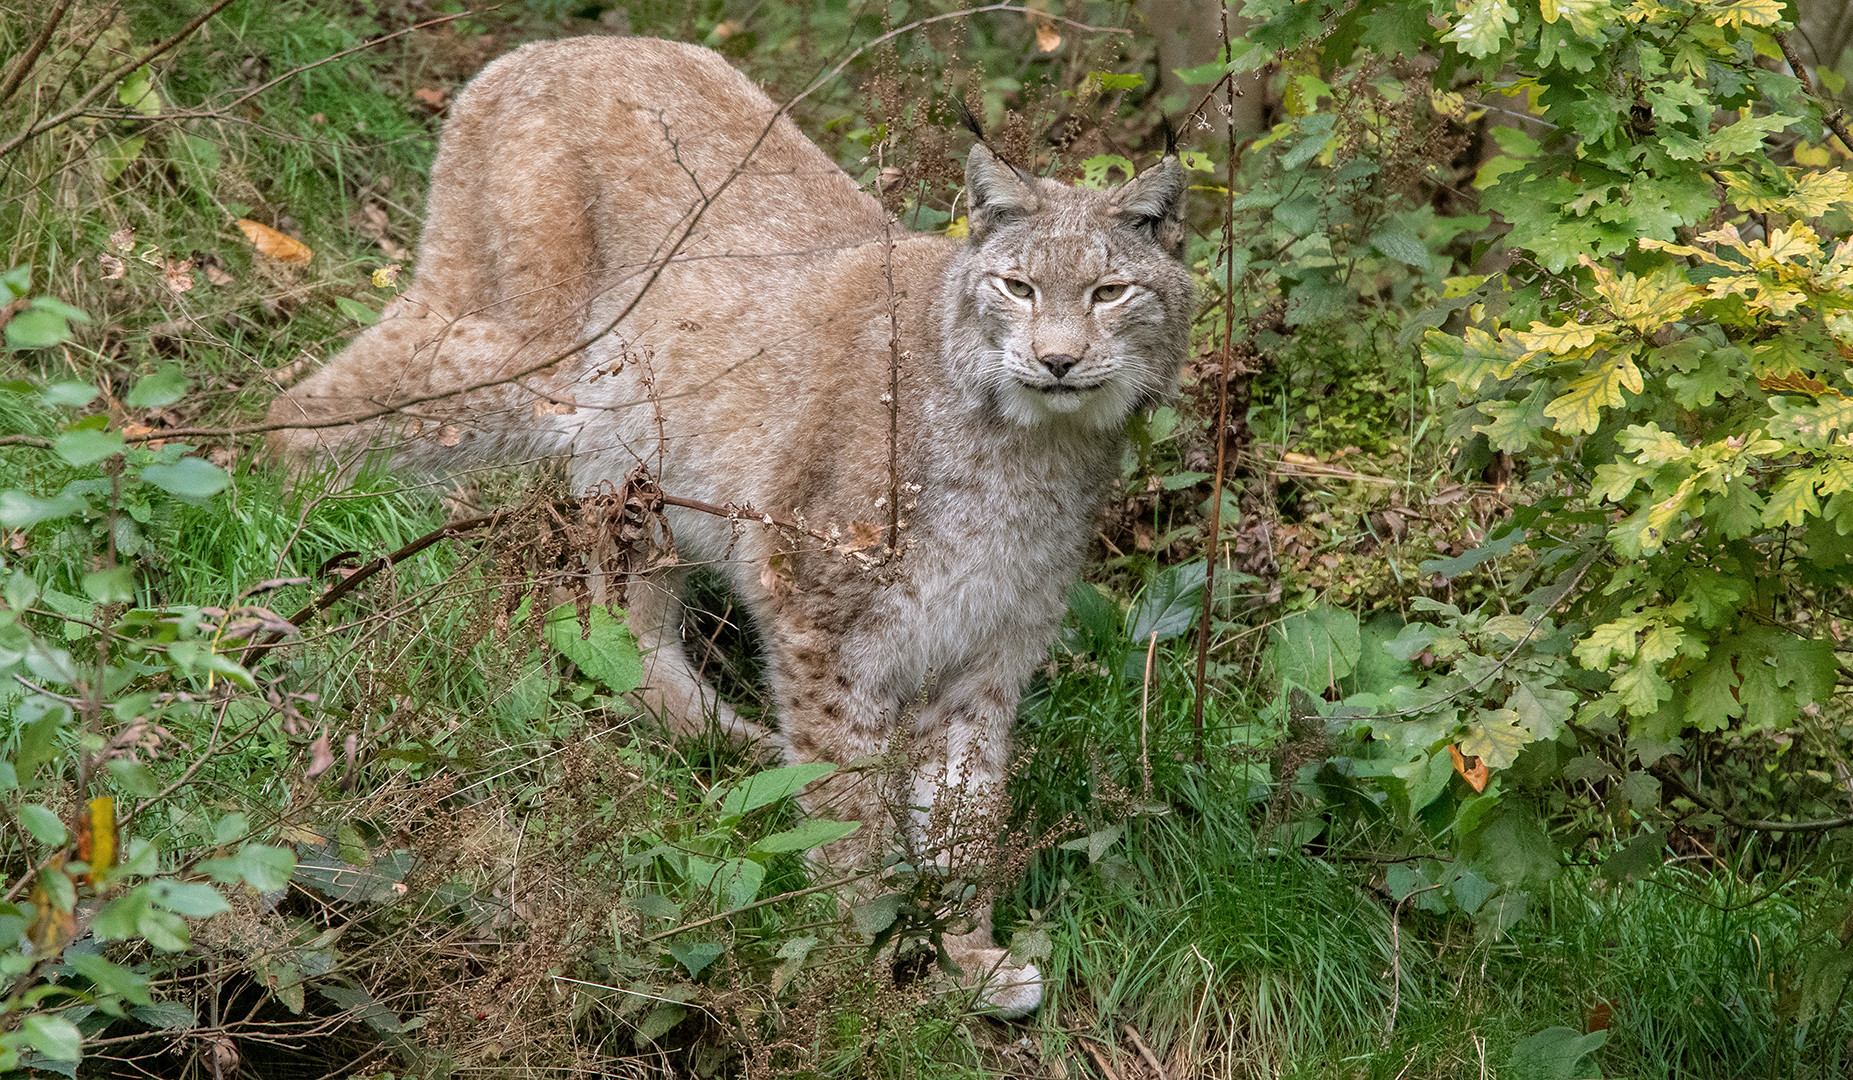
left=0, top=490, right=87, bottom=528
left=667, top=941, right=725, bottom=978
left=1762, top=472, right=1820, bottom=528
left=65, top=952, right=152, bottom=1006
left=124, top=369, right=189, bottom=409
left=6, top=308, right=74, bottom=349
left=17, top=804, right=67, bottom=845
left=750, top=819, right=861, bottom=854
left=1270, top=604, right=1361, bottom=691
left=146, top=880, right=229, bottom=918
left=20, top=1015, right=81, bottom=1062
left=40, top=381, right=98, bottom=407
left=139, top=458, right=230, bottom=499
left=850, top=892, right=903, bottom=935
left=81, top=567, right=134, bottom=604
left=1125, top=560, right=1207, bottom=645
left=1506, top=1026, right=1608, bottom=1080
left=1370, top=228, right=1431, bottom=270
left=543, top=603, right=642, bottom=695
left=1575, top=615, right=1646, bottom=670
left=53, top=428, right=124, bottom=467
left=129, top=1002, right=196, bottom=1030
left=712, top=762, right=836, bottom=818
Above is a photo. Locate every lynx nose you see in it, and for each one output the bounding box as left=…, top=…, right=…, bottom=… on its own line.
left=1039, top=353, right=1080, bottom=379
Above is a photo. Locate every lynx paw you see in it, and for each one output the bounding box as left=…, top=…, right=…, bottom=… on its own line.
left=950, top=945, right=1043, bottom=1019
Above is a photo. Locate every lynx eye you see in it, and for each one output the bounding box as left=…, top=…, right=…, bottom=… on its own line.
left=1091, top=283, right=1128, bottom=304
left=1001, top=278, right=1034, bottom=300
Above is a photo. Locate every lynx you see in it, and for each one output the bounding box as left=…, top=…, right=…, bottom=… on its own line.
left=267, top=36, right=1192, bottom=1017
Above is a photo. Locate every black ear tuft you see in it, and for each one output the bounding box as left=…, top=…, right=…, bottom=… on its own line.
left=965, top=142, right=1039, bottom=239
left=1161, top=119, right=1177, bottom=158
left=952, top=98, right=986, bottom=141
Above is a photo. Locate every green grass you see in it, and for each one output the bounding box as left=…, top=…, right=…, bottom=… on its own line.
left=4, top=2, right=1852, bottom=1076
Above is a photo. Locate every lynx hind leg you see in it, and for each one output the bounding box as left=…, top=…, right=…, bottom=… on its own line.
left=626, top=568, right=771, bottom=748
left=264, top=303, right=569, bottom=477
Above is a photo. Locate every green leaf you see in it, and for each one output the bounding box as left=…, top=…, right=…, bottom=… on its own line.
left=1423, top=327, right=1510, bottom=394
left=749, top=819, right=861, bottom=854
left=1125, top=560, right=1208, bottom=644
left=53, top=428, right=124, bottom=467
left=81, top=567, right=134, bottom=604
left=136, top=907, right=190, bottom=951
left=65, top=952, right=152, bottom=1006
left=20, top=1015, right=82, bottom=1063
left=712, top=762, right=835, bottom=818
left=40, top=381, right=98, bottom=407
left=230, top=844, right=295, bottom=891
left=129, top=1002, right=195, bottom=1031
left=2, top=264, right=30, bottom=300
left=18, top=804, right=68, bottom=845
left=1506, top=1026, right=1608, bottom=1080
left=1458, top=707, right=1531, bottom=769
left=124, top=369, right=189, bottom=409
left=850, top=892, right=903, bottom=935
left=1420, top=527, right=1522, bottom=579
left=332, top=296, right=380, bottom=325
left=542, top=604, right=642, bottom=695
left=1370, top=228, right=1430, bottom=270
left=146, top=880, right=229, bottom=918
left=667, top=941, right=724, bottom=978
left=5, top=308, right=73, bottom=349
left=1270, top=604, right=1361, bottom=692
left=139, top=458, right=230, bottom=500
left=0, top=490, right=87, bottom=528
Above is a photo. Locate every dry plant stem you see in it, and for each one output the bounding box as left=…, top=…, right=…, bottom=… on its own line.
left=0, top=0, right=76, bottom=105
left=0, top=0, right=241, bottom=159
left=1384, top=882, right=1445, bottom=1046
left=1775, top=32, right=1853, bottom=153
left=1192, top=2, right=1241, bottom=761
left=1078, top=1037, right=1124, bottom=1080
left=1122, top=1024, right=1171, bottom=1080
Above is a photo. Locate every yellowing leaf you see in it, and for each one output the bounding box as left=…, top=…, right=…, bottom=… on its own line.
left=1594, top=265, right=1700, bottom=331
left=1762, top=471, right=1821, bottom=527
left=1711, top=0, right=1785, bottom=28
left=1515, top=320, right=1601, bottom=356
left=1459, top=708, right=1531, bottom=769
left=235, top=219, right=312, bottom=265
left=1449, top=743, right=1491, bottom=789
left=1544, top=349, right=1642, bottom=434
left=1443, top=0, right=1519, bottom=58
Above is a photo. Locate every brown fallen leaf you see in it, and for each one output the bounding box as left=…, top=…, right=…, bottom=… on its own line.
left=1449, top=744, right=1489, bottom=792
left=99, top=253, right=126, bottom=280
left=235, top=218, right=312, bottom=265
left=305, top=734, right=335, bottom=779
left=1034, top=19, right=1062, bottom=52
left=163, top=257, right=196, bottom=294
left=413, top=86, right=450, bottom=111
left=204, top=262, right=233, bottom=286
left=108, top=226, right=136, bottom=253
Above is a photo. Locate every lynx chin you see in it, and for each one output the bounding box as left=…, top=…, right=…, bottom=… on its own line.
left=267, top=35, right=1193, bottom=1017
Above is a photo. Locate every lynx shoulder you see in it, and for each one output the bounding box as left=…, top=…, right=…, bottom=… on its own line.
left=267, top=35, right=1193, bottom=1017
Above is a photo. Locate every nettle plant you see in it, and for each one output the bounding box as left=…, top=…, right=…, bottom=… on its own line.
left=0, top=279, right=294, bottom=1072
left=1238, top=0, right=1852, bottom=892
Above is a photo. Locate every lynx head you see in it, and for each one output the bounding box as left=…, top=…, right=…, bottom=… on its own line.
left=941, top=142, right=1194, bottom=432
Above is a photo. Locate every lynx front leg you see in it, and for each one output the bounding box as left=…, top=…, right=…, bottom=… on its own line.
left=904, top=665, right=1044, bottom=1018
left=626, top=566, right=772, bottom=748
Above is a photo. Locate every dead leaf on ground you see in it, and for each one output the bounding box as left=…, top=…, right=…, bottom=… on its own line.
left=163, top=257, right=196, bottom=294
left=305, top=734, right=335, bottom=779
left=1449, top=744, right=1489, bottom=792
left=108, top=227, right=135, bottom=253
left=1034, top=19, right=1062, bottom=52
left=235, top=219, right=313, bottom=265
left=203, top=263, right=233, bottom=286
left=123, top=423, right=165, bottom=450
left=413, top=86, right=450, bottom=111
left=99, top=253, right=125, bottom=280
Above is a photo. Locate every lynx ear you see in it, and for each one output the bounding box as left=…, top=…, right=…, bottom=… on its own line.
left=1112, top=155, right=1187, bottom=253
left=965, top=143, right=1039, bottom=238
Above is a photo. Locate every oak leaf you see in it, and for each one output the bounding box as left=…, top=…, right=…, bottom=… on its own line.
left=235, top=219, right=312, bottom=265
